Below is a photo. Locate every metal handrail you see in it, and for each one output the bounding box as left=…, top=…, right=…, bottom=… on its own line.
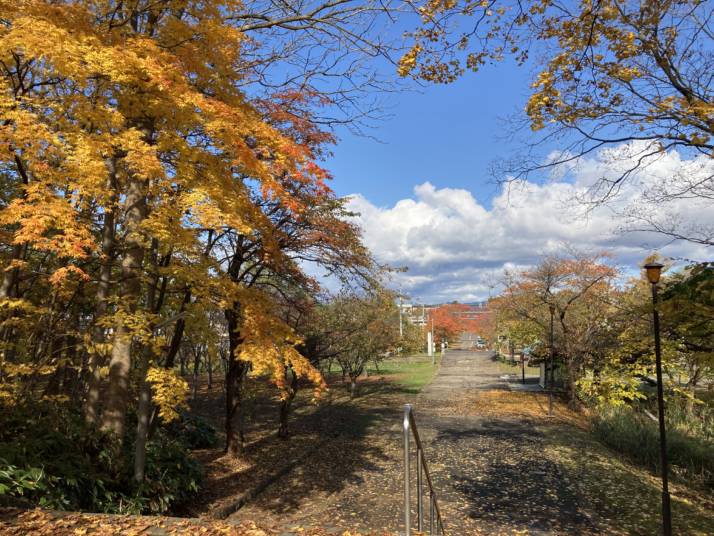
left=403, top=404, right=446, bottom=535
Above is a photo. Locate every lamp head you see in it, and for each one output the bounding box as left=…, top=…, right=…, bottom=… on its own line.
left=643, top=262, right=664, bottom=284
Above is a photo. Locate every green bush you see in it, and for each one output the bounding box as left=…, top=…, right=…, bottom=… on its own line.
left=143, top=433, right=203, bottom=511
left=166, top=412, right=219, bottom=449
left=0, top=401, right=203, bottom=514
left=666, top=398, right=714, bottom=442
left=114, top=434, right=203, bottom=514
left=0, top=460, right=52, bottom=507
left=592, top=405, right=714, bottom=488
left=0, top=403, right=120, bottom=511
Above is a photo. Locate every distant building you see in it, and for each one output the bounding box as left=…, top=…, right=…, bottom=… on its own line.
left=450, top=303, right=489, bottom=321
left=398, top=302, right=490, bottom=327
left=398, top=303, right=435, bottom=327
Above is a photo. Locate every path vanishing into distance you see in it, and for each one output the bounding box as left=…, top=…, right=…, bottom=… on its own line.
left=419, top=338, right=514, bottom=401
left=230, top=334, right=599, bottom=535
left=412, top=341, right=594, bottom=535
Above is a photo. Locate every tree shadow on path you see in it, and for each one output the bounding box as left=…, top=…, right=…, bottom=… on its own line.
left=224, top=379, right=413, bottom=533
left=426, top=417, right=596, bottom=534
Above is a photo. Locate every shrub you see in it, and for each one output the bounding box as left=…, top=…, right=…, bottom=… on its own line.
left=666, top=398, right=714, bottom=442
left=0, top=402, right=121, bottom=511
left=592, top=405, right=714, bottom=488
left=118, top=434, right=203, bottom=514
left=0, top=401, right=203, bottom=514
left=0, top=461, right=52, bottom=507
left=166, top=412, right=219, bottom=449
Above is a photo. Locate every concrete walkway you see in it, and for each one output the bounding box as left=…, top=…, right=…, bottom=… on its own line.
left=418, top=348, right=508, bottom=403
left=233, top=337, right=595, bottom=535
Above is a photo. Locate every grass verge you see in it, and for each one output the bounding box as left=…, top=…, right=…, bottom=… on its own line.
left=365, top=353, right=441, bottom=393
left=544, top=423, right=714, bottom=535
left=591, top=405, right=714, bottom=489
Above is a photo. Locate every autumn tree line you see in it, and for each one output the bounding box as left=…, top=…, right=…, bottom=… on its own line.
left=489, top=251, right=713, bottom=485
left=0, top=0, right=416, bottom=513
left=491, top=252, right=713, bottom=404
left=1, top=0, right=712, bottom=514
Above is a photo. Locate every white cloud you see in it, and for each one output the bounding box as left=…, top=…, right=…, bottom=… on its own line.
left=347, top=143, right=714, bottom=303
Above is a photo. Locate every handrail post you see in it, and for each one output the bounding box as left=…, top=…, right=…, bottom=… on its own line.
left=404, top=403, right=445, bottom=536
left=429, top=493, right=435, bottom=535
left=417, top=447, right=423, bottom=532
left=403, top=404, right=411, bottom=536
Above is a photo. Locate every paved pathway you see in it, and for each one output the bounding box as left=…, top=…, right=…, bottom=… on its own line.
left=418, top=348, right=508, bottom=403
left=410, top=340, right=592, bottom=534
left=232, top=336, right=596, bottom=535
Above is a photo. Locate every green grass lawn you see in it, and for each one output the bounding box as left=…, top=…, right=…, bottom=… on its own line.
left=543, top=422, right=714, bottom=535
left=324, top=353, right=442, bottom=394
left=365, top=353, right=442, bottom=393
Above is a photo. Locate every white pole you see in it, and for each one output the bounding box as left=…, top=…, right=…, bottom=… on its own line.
left=429, top=313, right=435, bottom=364
left=399, top=295, right=403, bottom=338
left=427, top=331, right=433, bottom=358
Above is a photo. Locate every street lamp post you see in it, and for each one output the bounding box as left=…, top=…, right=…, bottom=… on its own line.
left=548, top=304, right=555, bottom=417
left=644, top=261, right=672, bottom=536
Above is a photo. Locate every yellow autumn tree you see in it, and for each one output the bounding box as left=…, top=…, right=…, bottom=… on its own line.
left=0, top=0, right=346, bottom=483
left=401, top=0, right=713, bottom=209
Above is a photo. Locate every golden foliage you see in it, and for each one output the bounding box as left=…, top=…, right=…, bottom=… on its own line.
left=402, top=0, right=714, bottom=154
left=146, top=367, right=189, bottom=423
left=0, top=0, right=349, bottom=418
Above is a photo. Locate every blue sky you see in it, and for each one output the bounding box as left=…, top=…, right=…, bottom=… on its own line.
left=326, top=61, right=533, bottom=209
left=318, top=56, right=713, bottom=303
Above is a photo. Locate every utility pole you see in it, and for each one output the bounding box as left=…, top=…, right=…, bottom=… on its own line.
left=548, top=304, right=555, bottom=417
left=430, top=314, right=435, bottom=365
left=399, top=294, right=403, bottom=338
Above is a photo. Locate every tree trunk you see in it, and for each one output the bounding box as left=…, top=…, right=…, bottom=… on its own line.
left=0, top=155, right=30, bottom=300
left=350, top=376, right=357, bottom=398
left=163, top=289, right=190, bottom=369
left=133, top=238, right=161, bottom=483
left=278, top=366, right=298, bottom=439
left=133, top=350, right=152, bottom=483
left=567, top=360, right=579, bottom=406
left=0, top=156, right=30, bottom=356
left=225, top=356, right=248, bottom=456
left=224, top=307, right=248, bottom=457
left=43, top=364, right=66, bottom=397
left=64, top=334, right=80, bottom=398
left=0, top=243, right=22, bottom=300
left=146, top=289, right=190, bottom=440
left=42, top=335, right=65, bottom=396
left=192, top=347, right=200, bottom=400
left=101, top=174, right=148, bottom=439
left=85, top=161, right=116, bottom=425
left=207, top=353, right=213, bottom=390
